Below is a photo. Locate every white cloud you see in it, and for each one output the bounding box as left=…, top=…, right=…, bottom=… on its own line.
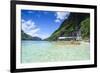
left=55, top=11, right=70, bottom=23
left=55, top=19, right=60, bottom=23
left=21, top=19, right=40, bottom=37
left=44, top=12, right=48, bottom=14
left=21, top=19, right=25, bottom=23
left=28, top=11, right=34, bottom=14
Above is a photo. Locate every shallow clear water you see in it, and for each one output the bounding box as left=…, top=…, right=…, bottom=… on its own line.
left=21, top=41, right=90, bottom=63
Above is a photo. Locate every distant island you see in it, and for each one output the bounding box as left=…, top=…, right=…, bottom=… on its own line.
left=21, top=30, right=42, bottom=41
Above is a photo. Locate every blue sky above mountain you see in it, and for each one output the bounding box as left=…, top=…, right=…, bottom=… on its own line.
left=21, top=10, right=70, bottom=39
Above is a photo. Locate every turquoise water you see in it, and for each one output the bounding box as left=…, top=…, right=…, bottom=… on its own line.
left=21, top=41, right=90, bottom=63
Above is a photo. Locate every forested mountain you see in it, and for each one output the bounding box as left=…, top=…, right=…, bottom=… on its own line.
left=46, top=12, right=90, bottom=41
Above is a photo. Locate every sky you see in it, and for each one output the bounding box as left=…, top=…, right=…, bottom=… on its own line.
left=21, top=10, right=70, bottom=39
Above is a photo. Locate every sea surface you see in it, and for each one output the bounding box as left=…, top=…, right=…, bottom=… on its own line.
left=21, top=41, right=90, bottom=63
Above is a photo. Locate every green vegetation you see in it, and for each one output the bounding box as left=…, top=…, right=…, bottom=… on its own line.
left=46, top=13, right=90, bottom=41
left=80, top=17, right=90, bottom=40
left=21, top=30, right=33, bottom=40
